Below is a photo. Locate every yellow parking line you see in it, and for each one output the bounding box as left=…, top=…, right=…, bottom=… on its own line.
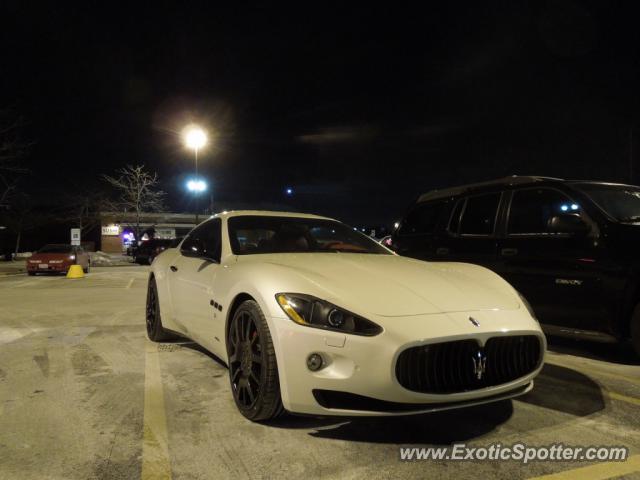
left=527, top=454, right=640, bottom=480
left=544, top=357, right=640, bottom=407
left=126, top=278, right=134, bottom=289
left=141, top=342, right=172, bottom=480
left=608, top=391, right=640, bottom=407
left=545, top=356, right=640, bottom=386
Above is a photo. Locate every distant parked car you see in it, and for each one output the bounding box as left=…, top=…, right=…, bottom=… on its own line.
left=27, top=244, right=90, bottom=275
left=392, top=175, right=640, bottom=355
left=378, top=235, right=395, bottom=250
left=133, top=238, right=175, bottom=265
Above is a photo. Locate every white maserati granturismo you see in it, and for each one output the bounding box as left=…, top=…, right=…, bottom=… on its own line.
left=147, top=211, right=545, bottom=421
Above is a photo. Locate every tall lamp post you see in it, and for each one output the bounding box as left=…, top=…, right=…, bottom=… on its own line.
left=184, top=126, right=208, bottom=223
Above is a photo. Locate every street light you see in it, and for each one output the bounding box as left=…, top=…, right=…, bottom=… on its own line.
left=183, top=125, right=208, bottom=223
left=185, top=127, right=207, bottom=151
left=186, top=179, right=207, bottom=193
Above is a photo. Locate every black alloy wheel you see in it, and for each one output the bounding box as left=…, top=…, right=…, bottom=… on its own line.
left=227, top=300, right=283, bottom=421
left=146, top=277, right=171, bottom=341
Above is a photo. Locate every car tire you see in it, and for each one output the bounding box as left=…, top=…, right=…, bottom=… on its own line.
left=28, top=271, right=35, bottom=276
left=631, top=303, right=640, bottom=357
left=146, top=276, right=172, bottom=342
left=227, top=299, right=284, bottom=421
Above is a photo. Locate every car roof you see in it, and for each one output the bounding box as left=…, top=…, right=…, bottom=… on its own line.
left=211, top=210, right=335, bottom=221
left=566, top=180, right=640, bottom=188
left=417, top=175, right=567, bottom=202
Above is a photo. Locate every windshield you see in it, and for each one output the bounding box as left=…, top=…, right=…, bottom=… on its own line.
left=574, top=183, right=640, bottom=222
left=228, top=216, right=391, bottom=255
left=38, top=244, right=72, bottom=253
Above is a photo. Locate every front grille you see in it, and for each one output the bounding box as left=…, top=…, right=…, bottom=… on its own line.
left=395, top=335, right=542, bottom=394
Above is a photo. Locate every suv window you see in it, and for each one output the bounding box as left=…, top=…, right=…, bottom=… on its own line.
left=181, top=218, right=222, bottom=261
left=508, top=188, right=577, bottom=235
left=399, top=201, right=446, bottom=235
left=458, top=193, right=501, bottom=235
left=448, top=199, right=464, bottom=233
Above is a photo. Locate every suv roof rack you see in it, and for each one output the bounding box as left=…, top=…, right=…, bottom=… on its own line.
left=417, top=175, right=565, bottom=203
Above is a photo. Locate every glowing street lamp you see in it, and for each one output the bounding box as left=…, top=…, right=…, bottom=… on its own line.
left=187, top=179, right=207, bottom=193
left=183, top=125, right=208, bottom=223
left=185, top=127, right=207, bottom=151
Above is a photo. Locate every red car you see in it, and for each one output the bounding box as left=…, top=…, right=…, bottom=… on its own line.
left=27, top=244, right=91, bottom=275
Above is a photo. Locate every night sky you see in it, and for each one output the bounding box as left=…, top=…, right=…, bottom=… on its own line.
left=2, top=1, right=640, bottom=226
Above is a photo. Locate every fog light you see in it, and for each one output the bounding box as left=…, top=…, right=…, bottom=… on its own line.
left=306, top=353, right=324, bottom=371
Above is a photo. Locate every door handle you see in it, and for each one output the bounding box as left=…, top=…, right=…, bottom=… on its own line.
left=170, top=265, right=178, bottom=272
left=436, top=247, right=450, bottom=256
left=501, top=248, right=518, bottom=257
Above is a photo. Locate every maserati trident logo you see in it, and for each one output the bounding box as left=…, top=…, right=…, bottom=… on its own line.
left=472, top=350, right=487, bottom=380
left=468, top=316, right=480, bottom=327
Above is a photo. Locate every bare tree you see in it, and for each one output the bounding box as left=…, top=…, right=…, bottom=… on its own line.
left=2, top=192, right=48, bottom=254
left=102, top=164, right=166, bottom=241
left=52, top=190, right=106, bottom=236
left=0, top=110, right=31, bottom=207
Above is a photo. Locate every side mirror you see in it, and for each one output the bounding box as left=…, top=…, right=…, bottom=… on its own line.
left=548, top=214, right=590, bottom=235
left=181, top=238, right=207, bottom=258
left=181, top=238, right=219, bottom=263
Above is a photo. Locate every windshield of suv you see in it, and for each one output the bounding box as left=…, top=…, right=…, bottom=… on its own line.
left=228, top=216, right=391, bottom=255
left=574, top=183, right=640, bottom=222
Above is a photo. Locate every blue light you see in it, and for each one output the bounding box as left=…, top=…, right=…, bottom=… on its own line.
left=187, top=179, right=207, bottom=192
left=285, top=187, right=293, bottom=196
left=571, top=204, right=579, bottom=211
left=560, top=205, right=569, bottom=212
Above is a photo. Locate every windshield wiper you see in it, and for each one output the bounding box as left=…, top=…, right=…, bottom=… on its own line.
left=620, top=216, right=640, bottom=222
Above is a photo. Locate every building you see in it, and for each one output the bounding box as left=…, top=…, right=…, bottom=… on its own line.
left=99, top=212, right=199, bottom=253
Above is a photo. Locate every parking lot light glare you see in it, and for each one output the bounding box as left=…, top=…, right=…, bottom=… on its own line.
left=187, top=179, right=207, bottom=192
left=184, top=127, right=207, bottom=150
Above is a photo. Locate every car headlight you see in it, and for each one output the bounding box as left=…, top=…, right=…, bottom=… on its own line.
left=276, top=293, right=382, bottom=336
left=518, top=292, right=538, bottom=321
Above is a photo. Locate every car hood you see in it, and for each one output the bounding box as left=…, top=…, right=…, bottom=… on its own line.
left=242, top=253, right=520, bottom=316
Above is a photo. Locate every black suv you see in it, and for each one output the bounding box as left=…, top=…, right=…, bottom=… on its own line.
left=392, top=175, right=640, bottom=355
left=133, top=238, right=176, bottom=265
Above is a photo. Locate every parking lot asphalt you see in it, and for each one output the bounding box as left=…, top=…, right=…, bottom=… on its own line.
left=1, top=266, right=639, bottom=480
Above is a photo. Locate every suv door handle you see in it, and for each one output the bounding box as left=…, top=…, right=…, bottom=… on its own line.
left=501, top=248, right=518, bottom=257
left=170, top=265, right=178, bottom=272
left=436, top=247, right=450, bottom=255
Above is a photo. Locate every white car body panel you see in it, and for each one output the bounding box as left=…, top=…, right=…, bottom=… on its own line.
left=151, top=210, right=546, bottom=416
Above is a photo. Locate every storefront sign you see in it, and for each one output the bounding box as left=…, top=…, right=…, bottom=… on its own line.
left=101, top=224, right=120, bottom=236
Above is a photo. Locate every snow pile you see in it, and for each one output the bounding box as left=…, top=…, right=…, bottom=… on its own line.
left=15, top=252, right=33, bottom=259
left=89, top=251, right=134, bottom=266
